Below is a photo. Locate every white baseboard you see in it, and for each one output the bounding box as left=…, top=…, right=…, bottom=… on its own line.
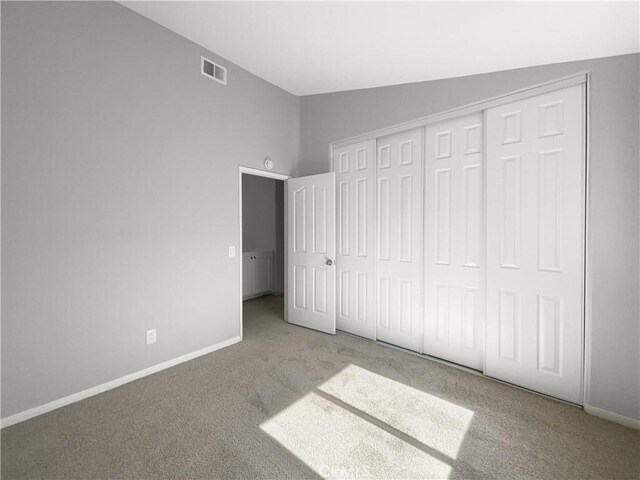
left=584, top=403, right=640, bottom=429
left=1, top=335, right=242, bottom=429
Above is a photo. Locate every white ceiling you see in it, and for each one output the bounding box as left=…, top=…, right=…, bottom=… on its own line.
left=120, top=1, right=640, bottom=96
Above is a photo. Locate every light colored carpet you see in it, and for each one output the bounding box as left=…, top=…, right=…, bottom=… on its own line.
left=1, top=295, right=638, bottom=479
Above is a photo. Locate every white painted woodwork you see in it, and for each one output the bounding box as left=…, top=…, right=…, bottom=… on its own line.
left=424, top=112, right=485, bottom=370
left=485, top=84, right=585, bottom=404
left=287, top=172, right=336, bottom=334
left=334, top=140, right=376, bottom=339
left=242, top=250, right=273, bottom=300
left=375, top=128, right=424, bottom=352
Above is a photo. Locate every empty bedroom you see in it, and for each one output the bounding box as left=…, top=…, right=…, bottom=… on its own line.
left=1, top=1, right=639, bottom=479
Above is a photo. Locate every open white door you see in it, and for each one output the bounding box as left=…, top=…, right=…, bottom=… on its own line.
left=287, top=172, right=336, bottom=334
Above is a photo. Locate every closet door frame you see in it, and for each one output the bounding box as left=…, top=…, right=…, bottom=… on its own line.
left=330, top=71, right=590, bottom=405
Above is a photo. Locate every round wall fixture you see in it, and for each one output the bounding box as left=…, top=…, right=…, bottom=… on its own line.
left=264, top=157, right=273, bottom=170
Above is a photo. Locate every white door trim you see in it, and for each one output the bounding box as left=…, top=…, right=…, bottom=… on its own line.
left=582, top=76, right=593, bottom=414
left=238, top=166, right=291, bottom=340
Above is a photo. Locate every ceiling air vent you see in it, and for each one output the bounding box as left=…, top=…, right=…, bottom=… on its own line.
left=201, top=56, right=227, bottom=85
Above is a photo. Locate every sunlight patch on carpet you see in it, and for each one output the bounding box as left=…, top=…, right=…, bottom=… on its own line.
left=318, top=364, right=474, bottom=459
left=260, top=391, right=451, bottom=479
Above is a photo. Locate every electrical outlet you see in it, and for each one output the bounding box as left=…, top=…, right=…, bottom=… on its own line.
left=228, top=246, right=236, bottom=257
left=146, top=329, right=157, bottom=345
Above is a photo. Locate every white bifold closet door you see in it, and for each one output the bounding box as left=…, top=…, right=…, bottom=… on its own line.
left=424, top=112, right=485, bottom=370
left=334, top=140, right=376, bottom=339
left=485, top=84, right=585, bottom=404
left=375, top=128, right=423, bottom=352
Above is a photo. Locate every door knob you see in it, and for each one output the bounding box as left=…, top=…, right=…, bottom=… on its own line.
left=326, top=259, right=334, bottom=266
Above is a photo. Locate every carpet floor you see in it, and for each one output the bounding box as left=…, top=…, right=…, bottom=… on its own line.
left=1, top=295, right=638, bottom=479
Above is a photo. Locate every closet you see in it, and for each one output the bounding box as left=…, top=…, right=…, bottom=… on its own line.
left=332, top=77, right=586, bottom=404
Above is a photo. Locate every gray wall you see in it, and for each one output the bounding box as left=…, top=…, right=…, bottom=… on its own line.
left=1, top=1, right=299, bottom=418
left=242, top=174, right=285, bottom=293
left=2, top=1, right=638, bottom=424
left=300, top=54, right=640, bottom=421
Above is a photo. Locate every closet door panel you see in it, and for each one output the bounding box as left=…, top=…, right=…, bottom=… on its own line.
left=485, top=84, right=585, bottom=404
left=375, top=128, right=423, bottom=352
left=424, top=113, right=485, bottom=370
left=334, top=140, right=376, bottom=339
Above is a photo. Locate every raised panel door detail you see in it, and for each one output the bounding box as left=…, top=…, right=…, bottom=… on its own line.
left=400, top=140, right=413, bottom=165
left=313, top=268, right=327, bottom=315
left=464, top=124, right=482, bottom=155
left=462, top=287, right=478, bottom=350
left=538, top=149, right=562, bottom=272
left=356, top=147, right=367, bottom=170
left=435, top=169, right=451, bottom=265
left=501, top=110, right=522, bottom=144
left=378, top=145, right=391, bottom=169
left=356, top=179, right=367, bottom=257
left=340, top=270, right=350, bottom=319
left=537, top=295, right=562, bottom=374
left=436, top=131, right=452, bottom=159
left=377, top=276, right=390, bottom=329
left=539, top=100, right=564, bottom=138
left=313, top=186, right=327, bottom=254
left=498, top=290, right=519, bottom=362
left=464, top=165, right=482, bottom=268
left=436, top=284, right=450, bottom=343
left=340, top=152, right=350, bottom=173
left=500, top=156, right=521, bottom=268
left=357, top=272, right=367, bottom=324
left=293, top=187, right=306, bottom=253
left=377, top=177, right=390, bottom=260
left=399, top=174, right=413, bottom=262
left=294, top=265, right=307, bottom=310
left=399, top=279, right=412, bottom=334
left=339, top=181, right=350, bottom=256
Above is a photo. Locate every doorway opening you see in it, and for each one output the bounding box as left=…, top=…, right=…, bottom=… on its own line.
left=239, top=167, right=289, bottom=339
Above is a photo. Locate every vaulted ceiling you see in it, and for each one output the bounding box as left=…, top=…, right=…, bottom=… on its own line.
left=120, top=1, right=640, bottom=96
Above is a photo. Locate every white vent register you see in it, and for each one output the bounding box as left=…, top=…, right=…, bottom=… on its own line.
left=201, top=56, right=227, bottom=85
